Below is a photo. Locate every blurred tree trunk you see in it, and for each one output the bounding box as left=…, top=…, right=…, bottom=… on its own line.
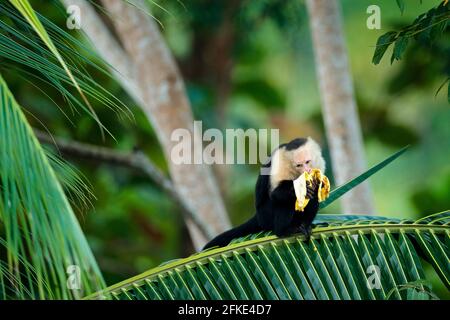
left=101, top=0, right=232, bottom=249
left=305, top=0, right=375, bottom=214
left=63, top=0, right=231, bottom=250
left=178, top=2, right=238, bottom=199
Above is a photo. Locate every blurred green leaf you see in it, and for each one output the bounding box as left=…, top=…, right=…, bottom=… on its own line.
left=396, top=0, right=405, bottom=15
left=320, top=146, right=409, bottom=210
left=372, top=31, right=397, bottom=65
left=373, top=1, right=449, bottom=71
left=391, top=36, right=409, bottom=63
left=234, top=78, right=286, bottom=109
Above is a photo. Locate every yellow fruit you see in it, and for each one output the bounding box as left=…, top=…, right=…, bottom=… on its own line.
left=293, top=169, right=330, bottom=212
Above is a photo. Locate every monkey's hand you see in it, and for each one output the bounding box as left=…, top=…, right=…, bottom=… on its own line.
left=294, top=169, right=330, bottom=212
left=296, top=224, right=313, bottom=241
left=306, top=178, right=319, bottom=200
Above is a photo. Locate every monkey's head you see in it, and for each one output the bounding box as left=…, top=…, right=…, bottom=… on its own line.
left=270, top=137, right=326, bottom=187
left=288, top=137, right=325, bottom=176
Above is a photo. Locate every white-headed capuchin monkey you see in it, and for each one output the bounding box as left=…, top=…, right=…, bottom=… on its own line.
left=203, top=137, right=326, bottom=250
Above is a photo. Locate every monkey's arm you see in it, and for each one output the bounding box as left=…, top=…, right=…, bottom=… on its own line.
left=297, top=179, right=321, bottom=236
left=270, top=180, right=298, bottom=236
left=270, top=180, right=296, bottom=202
left=275, top=178, right=320, bottom=239
left=270, top=178, right=321, bottom=238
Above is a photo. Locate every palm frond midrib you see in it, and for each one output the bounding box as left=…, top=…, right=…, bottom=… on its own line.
left=87, top=213, right=449, bottom=300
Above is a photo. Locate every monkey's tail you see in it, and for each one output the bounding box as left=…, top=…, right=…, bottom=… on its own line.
left=202, top=216, right=261, bottom=251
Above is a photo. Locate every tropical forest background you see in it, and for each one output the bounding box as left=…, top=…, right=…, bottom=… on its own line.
left=0, top=0, right=448, bottom=298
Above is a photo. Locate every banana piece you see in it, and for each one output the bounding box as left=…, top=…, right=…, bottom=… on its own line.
left=293, top=172, right=309, bottom=211
left=293, top=169, right=330, bottom=212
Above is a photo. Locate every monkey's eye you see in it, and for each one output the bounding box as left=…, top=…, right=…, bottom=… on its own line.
left=296, top=163, right=303, bottom=168
left=306, top=160, right=311, bottom=164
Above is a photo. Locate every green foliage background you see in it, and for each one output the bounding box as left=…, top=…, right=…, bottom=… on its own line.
left=1, top=0, right=448, bottom=297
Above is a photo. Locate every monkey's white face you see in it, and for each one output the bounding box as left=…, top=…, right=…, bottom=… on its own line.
left=269, top=137, right=326, bottom=190
left=289, top=138, right=326, bottom=177
left=292, top=147, right=313, bottom=174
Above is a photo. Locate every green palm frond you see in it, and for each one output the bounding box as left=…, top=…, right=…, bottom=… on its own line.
left=0, top=75, right=104, bottom=299
left=88, top=212, right=449, bottom=300
left=7, top=0, right=104, bottom=131
left=0, top=1, right=131, bottom=132
left=45, top=149, right=95, bottom=213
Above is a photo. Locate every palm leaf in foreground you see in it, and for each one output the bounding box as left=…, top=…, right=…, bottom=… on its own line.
left=88, top=212, right=449, bottom=300
left=8, top=0, right=104, bottom=134
left=0, top=75, right=104, bottom=299
left=0, top=1, right=131, bottom=135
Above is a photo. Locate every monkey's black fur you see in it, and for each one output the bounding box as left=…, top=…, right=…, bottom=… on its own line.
left=203, top=139, right=320, bottom=250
